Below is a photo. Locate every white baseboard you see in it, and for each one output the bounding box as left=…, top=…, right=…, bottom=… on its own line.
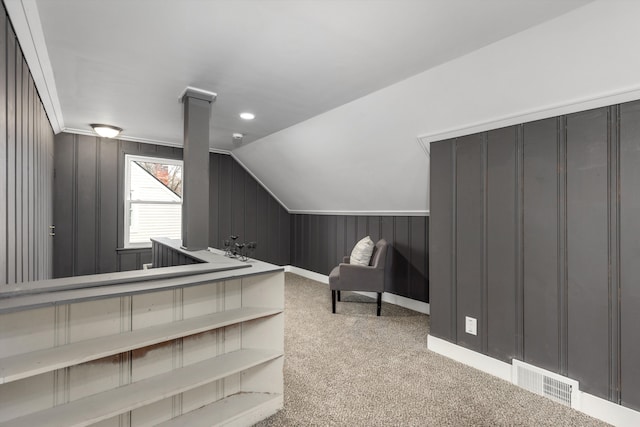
left=427, top=334, right=640, bottom=427
left=354, top=290, right=430, bottom=315
left=284, top=266, right=430, bottom=315
left=427, top=335, right=512, bottom=381
left=285, top=266, right=330, bottom=284
left=580, top=393, right=640, bottom=427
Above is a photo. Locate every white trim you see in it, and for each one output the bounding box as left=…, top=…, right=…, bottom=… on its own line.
left=178, top=86, right=217, bottom=103
left=427, top=335, right=512, bottom=382
left=415, top=136, right=430, bottom=160
left=62, top=127, right=232, bottom=155
left=208, top=147, right=232, bottom=155
left=580, top=392, right=640, bottom=427
left=284, top=266, right=329, bottom=284
left=5, top=0, right=64, bottom=133
left=288, top=210, right=429, bottom=217
left=64, top=127, right=183, bottom=148
left=284, top=266, right=430, bottom=315
left=427, top=335, right=640, bottom=427
left=351, top=290, right=430, bottom=315
left=124, top=154, right=183, bottom=248
left=417, top=87, right=640, bottom=145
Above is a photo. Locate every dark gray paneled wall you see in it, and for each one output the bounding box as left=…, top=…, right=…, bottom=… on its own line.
left=619, top=102, right=640, bottom=411
left=53, top=136, right=290, bottom=277
left=53, top=135, right=179, bottom=276
left=151, top=240, right=201, bottom=268
left=0, top=4, right=55, bottom=285
left=209, top=153, right=290, bottom=266
left=429, top=101, right=640, bottom=411
left=290, top=214, right=428, bottom=302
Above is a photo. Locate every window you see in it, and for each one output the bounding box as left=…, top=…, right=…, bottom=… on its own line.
left=124, top=155, right=183, bottom=247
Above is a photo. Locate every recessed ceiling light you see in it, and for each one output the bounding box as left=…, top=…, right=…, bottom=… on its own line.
left=90, top=123, right=122, bottom=138
left=239, top=112, right=255, bottom=120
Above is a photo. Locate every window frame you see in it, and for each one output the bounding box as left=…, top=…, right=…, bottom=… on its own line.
left=123, top=154, right=184, bottom=248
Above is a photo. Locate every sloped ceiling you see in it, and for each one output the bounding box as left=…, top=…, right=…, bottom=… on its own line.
left=7, top=0, right=601, bottom=214
left=236, top=0, right=640, bottom=213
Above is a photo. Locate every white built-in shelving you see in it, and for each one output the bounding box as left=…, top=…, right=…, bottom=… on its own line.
left=156, top=393, right=283, bottom=427
left=0, top=248, right=284, bottom=426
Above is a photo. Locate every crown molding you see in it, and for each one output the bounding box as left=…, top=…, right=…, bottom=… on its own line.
left=5, top=0, right=64, bottom=133
left=288, top=210, right=429, bottom=217
left=418, top=86, right=640, bottom=145
left=62, top=127, right=231, bottom=155
left=179, top=86, right=217, bottom=103
left=63, top=127, right=182, bottom=148
left=415, top=136, right=430, bottom=160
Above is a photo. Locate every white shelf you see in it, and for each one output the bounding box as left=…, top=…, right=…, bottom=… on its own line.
left=0, top=306, right=281, bottom=385
left=0, top=348, right=282, bottom=427
left=157, top=392, right=283, bottom=427
left=0, top=270, right=224, bottom=313
left=0, top=256, right=284, bottom=426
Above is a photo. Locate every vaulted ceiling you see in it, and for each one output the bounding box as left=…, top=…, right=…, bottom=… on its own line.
left=8, top=0, right=609, bottom=213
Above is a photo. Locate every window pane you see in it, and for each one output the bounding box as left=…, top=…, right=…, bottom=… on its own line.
left=128, top=203, right=182, bottom=244
left=124, top=155, right=183, bottom=247
left=130, top=160, right=182, bottom=201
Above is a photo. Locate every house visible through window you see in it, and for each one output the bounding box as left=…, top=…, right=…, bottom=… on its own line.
left=124, top=154, right=183, bottom=247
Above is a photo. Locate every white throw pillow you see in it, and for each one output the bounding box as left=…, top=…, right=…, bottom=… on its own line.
left=350, top=236, right=375, bottom=266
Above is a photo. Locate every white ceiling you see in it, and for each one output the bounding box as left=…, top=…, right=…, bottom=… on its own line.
left=9, top=0, right=601, bottom=214
left=24, top=0, right=590, bottom=151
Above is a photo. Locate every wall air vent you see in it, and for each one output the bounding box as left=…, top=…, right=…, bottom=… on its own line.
left=511, top=359, right=580, bottom=408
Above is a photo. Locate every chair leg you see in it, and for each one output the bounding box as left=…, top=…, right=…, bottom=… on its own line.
left=377, top=292, right=382, bottom=316
left=332, top=290, right=336, bottom=313
left=337, top=290, right=341, bottom=301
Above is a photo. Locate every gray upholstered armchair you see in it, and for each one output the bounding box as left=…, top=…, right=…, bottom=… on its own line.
left=329, top=239, right=389, bottom=316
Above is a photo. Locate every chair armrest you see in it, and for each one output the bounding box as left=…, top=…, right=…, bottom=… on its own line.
left=338, top=263, right=384, bottom=292
left=342, top=256, right=350, bottom=264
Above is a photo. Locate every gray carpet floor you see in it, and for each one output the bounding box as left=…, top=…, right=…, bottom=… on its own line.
left=255, top=273, right=609, bottom=427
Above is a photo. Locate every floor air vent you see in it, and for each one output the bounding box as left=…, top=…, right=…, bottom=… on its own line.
left=512, top=360, right=580, bottom=408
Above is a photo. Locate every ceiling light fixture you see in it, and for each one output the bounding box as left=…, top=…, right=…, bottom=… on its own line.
left=90, top=124, right=123, bottom=138
left=239, top=112, right=255, bottom=120
left=232, top=133, right=244, bottom=141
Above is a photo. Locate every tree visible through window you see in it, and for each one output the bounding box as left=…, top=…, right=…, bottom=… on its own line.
left=124, top=155, right=183, bottom=247
left=135, top=161, right=183, bottom=196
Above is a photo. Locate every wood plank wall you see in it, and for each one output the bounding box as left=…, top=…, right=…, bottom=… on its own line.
left=210, top=153, right=290, bottom=267
left=0, top=3, right=55, bottom=286
left=151, top=240, right=201, bottom=268
left=290, top=214, right=428, bottom=302
left=53, top=136, right=290, bottom=277
left=53, top=135, right=179, bottom=276
left=429, top=101, right=640, bottom=411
